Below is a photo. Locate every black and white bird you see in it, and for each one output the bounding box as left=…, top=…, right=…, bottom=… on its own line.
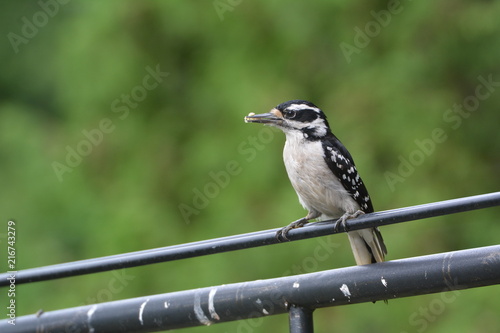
left=244, top=100, right=386, bottom=265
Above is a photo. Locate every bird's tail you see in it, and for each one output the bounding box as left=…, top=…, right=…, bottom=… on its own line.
left=347, top=228, right=387, bottom=265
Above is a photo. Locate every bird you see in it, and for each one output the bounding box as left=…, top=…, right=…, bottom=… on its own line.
left=244, top=99, right=387, bottom=265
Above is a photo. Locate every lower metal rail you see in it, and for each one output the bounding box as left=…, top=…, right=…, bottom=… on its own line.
left=2, top=245, right=499, bottom=333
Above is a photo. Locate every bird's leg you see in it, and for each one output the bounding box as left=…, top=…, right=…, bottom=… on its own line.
left=333, top=210, right=365, bottom=232
left=276, top=211, right=319, bottom=242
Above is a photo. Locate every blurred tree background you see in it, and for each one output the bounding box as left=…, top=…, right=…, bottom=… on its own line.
left=1, top=1, right=500, bottom=332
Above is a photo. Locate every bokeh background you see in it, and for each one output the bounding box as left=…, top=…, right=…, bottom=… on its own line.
left=1, top=1, right=500, bottom=332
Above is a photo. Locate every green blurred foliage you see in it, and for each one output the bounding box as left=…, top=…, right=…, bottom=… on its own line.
left=1, top=0, right=500, bottom=332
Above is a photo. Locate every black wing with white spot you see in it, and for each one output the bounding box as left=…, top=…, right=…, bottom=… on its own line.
left=321, top=134, right=374, bottom=213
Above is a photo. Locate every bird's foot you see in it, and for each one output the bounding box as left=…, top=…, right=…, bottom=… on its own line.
left=276, top=218, right=309, bottom=242
left=333, top=210, right=365, bottom=232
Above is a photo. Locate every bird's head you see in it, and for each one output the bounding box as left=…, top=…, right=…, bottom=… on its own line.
left=245, top=100, right=331, bottom=139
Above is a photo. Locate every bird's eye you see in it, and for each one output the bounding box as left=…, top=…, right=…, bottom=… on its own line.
left=285, top=110, right=297, bottom=119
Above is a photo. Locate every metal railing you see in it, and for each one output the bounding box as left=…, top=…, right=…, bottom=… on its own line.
left=1, top=192, right=500, bottom=333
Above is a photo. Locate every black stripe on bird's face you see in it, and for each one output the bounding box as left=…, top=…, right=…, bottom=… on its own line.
left=275, top=100, right=331, bottom=139
left=245, top=100, right=333, bottom=140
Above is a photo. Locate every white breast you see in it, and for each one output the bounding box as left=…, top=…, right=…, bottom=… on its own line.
left=283, top=132, right=359, bottom=219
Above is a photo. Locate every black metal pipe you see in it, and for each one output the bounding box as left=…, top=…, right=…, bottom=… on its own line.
left=1, top=192, right=499, bottom=286
left=2, top=245, right=499, bottom=333
left=289, top=305, right=314, bottom=333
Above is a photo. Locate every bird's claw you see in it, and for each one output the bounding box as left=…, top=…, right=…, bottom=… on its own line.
left=333, top=218, right=346, bottom=233
left=333, top=210, right=365, bottom=232
left=275, top=218, right=309, bottom=242
left=275, top=226, right=292, bottom=242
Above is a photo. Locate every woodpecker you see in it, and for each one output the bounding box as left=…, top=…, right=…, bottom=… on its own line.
left=244, top=100, right=386, bottom=265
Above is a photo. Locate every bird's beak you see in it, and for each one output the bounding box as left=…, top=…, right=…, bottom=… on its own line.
left=244, top=108, right=284, bottom=125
